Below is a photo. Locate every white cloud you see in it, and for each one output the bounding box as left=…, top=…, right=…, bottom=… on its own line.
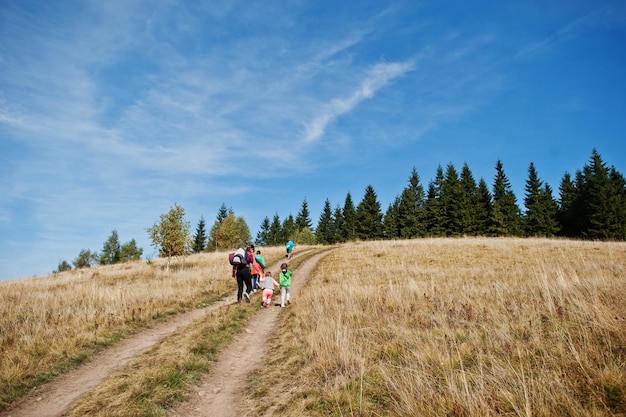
left=302, top=60, right=415, bottom=143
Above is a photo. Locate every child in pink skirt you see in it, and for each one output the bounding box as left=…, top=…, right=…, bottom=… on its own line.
left=260, top=271, right=280, bottom=307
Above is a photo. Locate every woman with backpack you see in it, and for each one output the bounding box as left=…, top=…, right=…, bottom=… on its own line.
left=231, top=245, right=254, bottom=303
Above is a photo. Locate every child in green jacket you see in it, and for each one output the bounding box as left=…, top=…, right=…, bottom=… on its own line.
left=279, top=263, right=293, bottom=307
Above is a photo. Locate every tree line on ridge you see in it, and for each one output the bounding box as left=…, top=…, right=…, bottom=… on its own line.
left=258, top=148, right=625, bottom=245
left=55, top=149, right=625, bottom=272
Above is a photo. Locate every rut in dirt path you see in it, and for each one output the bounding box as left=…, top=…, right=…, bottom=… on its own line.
left=0, top=252, right=319, bottom=417
left=168, top=250, right=333, bottom=417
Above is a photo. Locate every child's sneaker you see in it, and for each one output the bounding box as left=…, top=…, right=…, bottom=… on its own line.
left=243, top=292, right=251, bottom=303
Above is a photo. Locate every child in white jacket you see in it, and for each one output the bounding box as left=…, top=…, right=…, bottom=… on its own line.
left=260, top=271, right=280, bottom=307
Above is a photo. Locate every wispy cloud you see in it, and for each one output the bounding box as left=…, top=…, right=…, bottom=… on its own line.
left=302, top=60, right=415, bottom=143
left=514, top=4, right=623, bottom=59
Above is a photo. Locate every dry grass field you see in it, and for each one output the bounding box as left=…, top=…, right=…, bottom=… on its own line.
left=1, top=238, right=625, bottom=416
left=252, top=238, right=626, bottom=416
left=0, top=246, right=287, bottom=410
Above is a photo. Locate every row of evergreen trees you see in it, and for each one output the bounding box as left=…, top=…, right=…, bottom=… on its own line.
left=192, top=202, right=317, bottom=252
left=254, top=149, right=625, bottom=245
left=54, top=148, right=625, bottom=272
left=143, top=147, right=626, bottom=259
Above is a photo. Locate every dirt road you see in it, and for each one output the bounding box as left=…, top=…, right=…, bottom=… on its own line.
left=1, top=250, right=331, bottom=417
left=168, top=250, right=331, bottom=417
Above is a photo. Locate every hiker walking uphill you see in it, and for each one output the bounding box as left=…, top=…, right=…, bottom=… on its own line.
left=279, top=263, right=293, bottom=308
left=285, top=240, right=295, bottom=259
left=251, top=250, right=265, bottom=292
left=259, top=271, right=279, bottom=308
left=231, top=246, right=254, bottom=303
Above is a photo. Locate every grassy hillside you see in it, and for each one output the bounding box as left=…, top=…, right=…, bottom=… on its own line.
left=0, top=246, right=288, bottom=410
left=2, top=238, right=625, bottom=416
left=252, top=238, right=626, bottom=416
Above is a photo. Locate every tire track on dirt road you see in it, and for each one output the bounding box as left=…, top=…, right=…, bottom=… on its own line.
left=168, top=249, right=334, bottom=417
left=0, top=250, right=323, bottom=417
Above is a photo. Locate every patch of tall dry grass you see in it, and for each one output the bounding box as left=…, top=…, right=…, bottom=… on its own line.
left=0, top=246, right=286, bottom=409
left=257, top=238, right=626, bottom=416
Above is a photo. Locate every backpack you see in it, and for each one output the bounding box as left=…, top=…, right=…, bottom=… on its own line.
left=228, top=247, right=247, bottom=266
left=255, top=255, right=266, bottom=270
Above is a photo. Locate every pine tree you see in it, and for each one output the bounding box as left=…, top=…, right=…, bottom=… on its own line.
left=384, top=196, right=401, bottom=239
left=475, top=178, right=493, bottom=235
left=459, top=163, right=479, bottom=235
left=582, top=149, right=609, bottom=238
left=296, top=198, right=313, bottom=232
left=523, top=163, right=544, bottom=235
left=558, top=171, right=585, bottom=237
left=490, top=160, right=522, bottom=236
left=424, top=165, right=445, bottom=236
left=573, top=170, right=587, bottom=235
left=333, top=205, right=345, bottom=243
left=255, top=217, right=271, bottom=246
left=557, top=172, right=581, bottom=237
left=216, top=203, right=230, bottom=224
left=523, top=163, right=559, bottom=236
left=441, top=163, right=464, bottom=236
left=581, top=149, right=626, bottom=239
left=355, top=185, right=384, bottom=240
left=398, top=167, right=425, bottom=238
left=267, top=214, right=282, bottom=246
left=316, top=199, right=335, bottom=244
left=541, top=183, right=560, bottom=236
left=192, top=217, right=207, bottom=253
left=100, top=229, right=121, bottom=265
left=557, top=151, right=626, bottom=240
left=342, top=192, right=357, bottom=241
left=608, top=167, right=626, bottom=239
left=282, top=214, right=296, bottom=242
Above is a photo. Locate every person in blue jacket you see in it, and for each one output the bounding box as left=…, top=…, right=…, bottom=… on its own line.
left=285, top=240, right=295, bottom=259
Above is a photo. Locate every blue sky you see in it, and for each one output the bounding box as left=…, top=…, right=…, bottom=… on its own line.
left=1, top=1, right=625, bottom=281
